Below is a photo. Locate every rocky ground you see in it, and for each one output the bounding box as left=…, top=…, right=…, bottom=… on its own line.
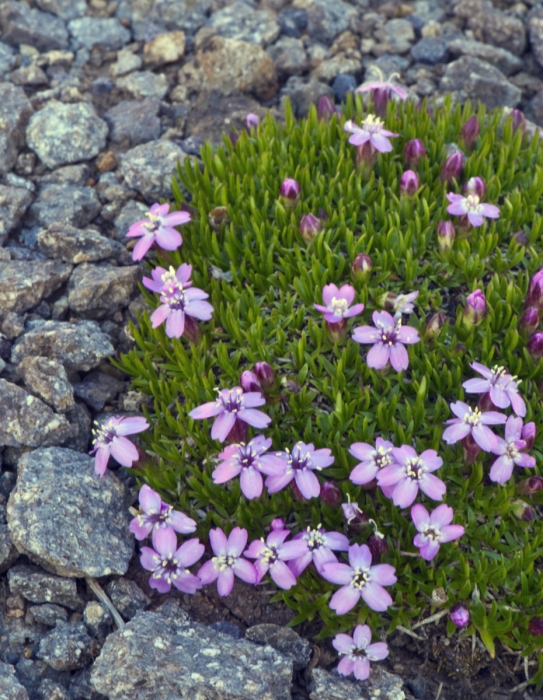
left=1, top=0, right=543, bottom=698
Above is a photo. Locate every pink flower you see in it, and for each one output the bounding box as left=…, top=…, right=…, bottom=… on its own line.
left=446, top=192, right=500, bottom=227
left=377, top=445, right=446, bottom=508
left=140, top=529, right=204, bottom=594
left=126, top=203, right=190, bottom=261
left=411, top=504, right=464, bottom=561
left=343, top=114, right=398, bottom=153
left=130, top=484, right=196, bottom=540
left=89, top=415, right=149, bottom=477
left=314, top=284, right=364, bottom=323
left=321, top=543, right=397, bottom=614
left=197, top=527, right=257, bottom=596
left=348, top=437, right=396, bottom=497
left=489, top=416, right=536, bottom=483
left=352, top=310, right=419, bottom=372
left=246, top=113, right=260, bottom=129
left=333, top=624, right=389, bottom=681
left=289, top=526, right=350, bottom=577
left=244, top=529, right=308, bottom=590
left=265, top=441, right=334, bottom=499
left=462, top=362, right=526, bottom=417
left=189, top=387, right=271, bottom=442
left=356, top=77, right=408, bottom=101
left=442, top=401, right=506, bottom=452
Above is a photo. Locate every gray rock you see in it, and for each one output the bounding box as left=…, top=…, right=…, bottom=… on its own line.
left=83, top=602, right=112, bottom=638
left=114, top=200, right=148, bottom=241
left=246, top=624, right=311, bottom=671
left=410, top=36, right=449, bottom=64
left=37, top=621, right=92, bottom=671
left=27, top=603, right=70, bottom=627
left=483, top=10, right=526, bottom=57
left=526, top=91, right=543, bottom=127
left=266, top=36, right=307, bottom=79
left=41, top=163, right=90, bottom=187
left=0, top=83, right=34, bottom=176
left=0, top=379, right=72, bottom=447
left=447, top=38, right=523, bottom=77
left=69, top=667, right=106, bottom=700
left=116, top=0, right=210, bottom=38
left=529, top=10, right=543, bottom=70
left=439, top=56, right=521, bottom=110
left=63, top=400, right=92, bottom=453
left=10, top=320, right=114, bottom=372
left=104, top=99, right=161, bottom=146
left=104, top=578, right=151, bottom=621
left=0, top=41, right=18, bottom=75
left=67, top=262, right=140, bottom=319
left=1, top=311, right=24, bottom=339
left=8, top=564, right=84, bottom=610
left=67, top=17, right=131, bottom=51
left=306, top=0, right=357, bottom=45
left=7, top=447, right=134, bottom=577
left=13, top=658, right=69, bottom=700
left=376, top=18, right=415, bottom=55
left=115, top=70, right=168, bottom=99
left=204, top=1, right=280, bottom=47
left=16, top=357, right=75, bottom=413
left=280, top=76, right=334, bottom=118
left=0, top=1, right=69, bottom=51
left=26, top=102, right=108, bottom=169
left=37, top=680, right=72, bottom=700
left=37, top=223, right=131, bottom=265
left=119, top=140, right=186, bottom=202
left=0, top=259, right=72, bottom=314
left=73, top=371, right=124, bottom=412
left=332, top=74, right=356, bottom=102
left=0, top=185, right=33, bottom=244
left=0, top=661, right=29, bottom=700
left=109, top=48, right=142, bottom=77
left=27, top=184, right=101, bottom=228
left=0, top=495, right=18, bottom=573
left=36, top=0, right=87, bottom=21
left=309, top=666, right=405, bottom=699
left=278, top=9, right=307, bottom=39
left=91, top=609, right=293, bottom=699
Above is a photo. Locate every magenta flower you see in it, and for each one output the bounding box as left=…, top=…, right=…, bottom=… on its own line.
left=140, top=529, right=204, bottom=594
left=314, top=284, right=364, bottom=324
left=126, top=203, right=190, bottom=261
left=489, top=416, right=536, bottom=483
left=464, top=289, right=487, bottom=326
left=450, top=602, right=470, bottom=628
left=246, top=113, right=260, bottom=128
left=289, top=526, right=350, bottom=577
left=142, top=263, right=193, bottom=293
left=411, top=504, right=464, bottom=561
left=280, top=177, right=301, bottom=202
left=442, top=401, right=506, bottom=452
left=212, top=436, right=286, bottom=499
left=352, top=311, right=420, bottom=372
left=446, top=193, right=500, bottom=227
left=244, top=529, right=308, bottom=589
left=265, top=441, right=334, bottom=499
left=377, top=445, right=446, bottom=508
left=333, top=624, right=389, bottom=681
left=89, top=415, right=149, bottom=478
left=130, top=484, right=196, bottom=540
left=189, top=387, right=271, bottom=442
left=344, top=114, right=398, bottom=153
left=321, top=543, right=397, bottom=614
left=349, top=437, right=396, bottom=497
left=197, top=527, right=257, bottom=596
left=462, top=362, right=526, bottom=417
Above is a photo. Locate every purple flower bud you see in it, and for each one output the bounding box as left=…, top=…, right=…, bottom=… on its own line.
left=513, top=230, right=529, bottom=247
left=461, top=115, right=480, bottom=151
left=317, top=95, right=338, bottom=121
left=463, top=289, right=487, bottom=326
left=241, top=370, right=262, bottom=394
left=476, top=392, right=495, bottom=412
left=373, top=87, right=390, bottom=117
left=437, top=220, right=455, bottom=253
left=521, top=422, right=536, bottom=451
left=462, top=432, right=481, bottom=465
left=327, top=318, right=348, bottom=342
left=511, top=109, right=526, bottom=135
left=529, top=618, right=543, bottom=636
left=378, top=291, right=397, bottom=311
left=367, top=532, right=388, bottom=562
left=450, top=602, right=470, bottom=628
left=246, top=113, right=260, bottom=129
left=520, top=307, right=540, bottom=338
left=254, top=361, right=275, bottom=389
left=527, top=331, right=543, bottom=360
left=321, top=481, right=343, bottom=508
left=280, top=178, right=301, bottom=203
left=271, top=518, right=286, bottom=531
left=400, top=169, right=420, bottom=197
left=356, top=141, right=378, bottom=172
left=526, top=269, right=543, bottom=311
left=463, top=176, right=486, bottom=200
left=440, top=151, right=463, bottom=185
left=341, top=500, right=369, bottom=534
left=424, top=312, right=446, bottom=340
left=403, top=138, right=426, bottom=169
left=299, top=213, right=322, bottom=244
left=351, top=253, right=372, bottom=282
left=517, top=476, right=543, bottom=496
left=511, top=499, right=535, bottom=522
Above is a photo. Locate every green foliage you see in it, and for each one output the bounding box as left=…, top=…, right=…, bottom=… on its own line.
left=117, top=95, right=543, bottom=683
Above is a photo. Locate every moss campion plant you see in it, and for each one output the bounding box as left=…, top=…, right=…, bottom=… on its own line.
left=103, top=92, right=543, bottom=685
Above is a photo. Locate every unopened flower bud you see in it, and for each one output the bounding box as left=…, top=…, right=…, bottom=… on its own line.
left=424, top=312, right=446, bottom=340
left=378, top=291, right=397, bottom=311
left=463, top=289, right=487, bottom=326
left=280, top=178, right=301, bottom=206
left=254, top=361, right=275, bottom=389
left=527, top=331, right=543, bottom=360
left=351, top=253, right=372, bottom=284
left=440, top=151, right=463, bottom=185
left=463, top=177, right=486, bottom=200
left=461, top=115, right=480, bottom=151
left=299, top=213, right=322, bottom=244
left=517, top=476, right=543, bottom=496
left=520, top=307, right=540, bottom=338
left=450, top=602, right=470, bottom=628
left=437, top=220, right=455, bottom=254
left=462, top=432, right=481, bottom=465
left=529, top=618, right=543, bottom=636
left=241, top=370, right=261, bottom=394
left=356, top=141, right=378, bottom=172
left=400, top=169, right=419, bottom=197
left=476, top=392, right=495, bottom=412
left=246, top=113, right=260, bottom=129
left=511, top=499, right=535, bottom=521
left=511, top=109, right=526, bottom=136
left=341, top=500, right=369, bottom=534
left=521, top=422, right=536, bottom=451
left=317, top=95, right=338, bottom=121
left=271, top=518, right=286, bottom=531
left=403, top=138, right=426, bottom=169
left=367, top=532, right=388, bottom=562
left=321, top=481, right=343, bottom=508
left=525, top=270, right=543, bottom=311
left=372, top=87, right=390, bottom=117
left=327, top=318, right=348, bottom=342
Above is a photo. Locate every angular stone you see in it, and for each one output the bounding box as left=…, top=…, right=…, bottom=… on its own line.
left=7, top=447, right=134, bottom=577
left=526, top=91, right=543, bottom=127
left=27, top=603, right=69, bottom=627
left=306, top=0, right=357, bottom=46
left=0, top=496, right=18, bottom=573
left=0, top=82, right=33, bottom=175
left=410, top=36, right=449, bottom=64
left=0, top=661, right=29, bottom=700
left=203, top=2, right=280, bottom=47
left=143, top=30, right=185, bottom=68
left=530, top=10, right=543, bottom=70
left=309, top=666, right=405, bottom=699
left=110, top=48, right=142, bottom=77
left=310, top=54, right=363, bottom=83
left=8, top=564, right=84, bottom=609
left=27, top=184, right=101, bottom=228
left=376, top=18, right=415, bottom=55
left=26, top=102, right=108, bottom=169
left=184, top=89, right=263, bottom=143
left=36, top=222, right=131, bottom=264
left=67, top=262, right=139, bottom=319
left=104, top=578, right=150, bottom=621
left=266, top=36, right=307, bottom=79
left=36, top=0, right=87, bottom=21
left=37, top=680, right=71, bottom=700
left=483, top=10, right=526, bottom=57
left=0, top=380, right=72, bottom=448
left=73, top=371, right=124, bottom=412
left=37, top=621, right=92, bottom=671
left=0, top=41, right=18, bottom=75
left=10, top=320, right=114, bottom=372
left=0, top=260, right=72, bottom=314
left=439, top=56, right=521, bottom=110
left=447, top=38, right=523, bottom=77
left=67, top=17, right=131, bottom=50
left=116, top=0, right=210, bottom=37
left=16, top=356, right=75, bottom=413
left=115, top=70, right=168, bottom=99
left=0, top=185, right=33, bottom=244
left=246, top=624, right=311, bottom=671
left=104, top=99, right=161, bottom=147
left=0, top=1, right=69, bottom=51
left=83, top=601, right=112, bottom=638
left=114, top=200, right=148, bottom=241
left=119, top=139, right=186, bottom=202
left=280, top=76, right=334, bottom=118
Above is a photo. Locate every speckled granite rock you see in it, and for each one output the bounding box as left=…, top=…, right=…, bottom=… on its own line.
left=0, top=661, right=29, bottom=700
left=37, top=621, right=93, bottom=671
left=67, top=262, right=140, bottom=319
left=8, top=564, right=84, bottom=610
left=7, top=447, right=134, bottom=577
left=143, top=30, right=185, bottom=68
left=439, top=56, right=522, bottom=109
left=36, top=0, right=87, bottom=22
left=246, top=623, right=312, bottom=671
left=67, top=17, right=131, bottom=51
left=0, top=82, right=33, bottom=175
left=15, top=357, right=75, bottom=413
left=36, top=222, right=131, bottom=265
left=0, top=496, right=18, bottom=573
left=119, top=139, right=186, bottom=201
left=0, top=1, right=69, bottom=51
left=309, top=666, right=405, bottom=699
left=27, top=183, right=102, bottom=228
left=0, top=184, right=33, bottom=244
left=27, top=603, right=69, bottom=627
left=204, top=1, right=280, bottom=47
left=103, top=99, right=161, bottom=147
left=0, top=259, right=72, bottom=313
left=446, top=38, right=523, bottom=77
left=115, top=70, right=168, bottom=99
left=104, top=578, right=150, bottom=621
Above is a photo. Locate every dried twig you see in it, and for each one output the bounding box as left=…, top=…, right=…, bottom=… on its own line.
left=395, top=624, right=426, bottom=641
left=434, top=681, right=443, bottom=700
left=412, top=609, right=449, bottom=630
left=86, top=577, right=125, bottom=630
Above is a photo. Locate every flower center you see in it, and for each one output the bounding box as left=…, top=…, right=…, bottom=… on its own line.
left=152, top=552, right=180, bottom=584
left=139, top=504, right=173, bottom=528
left=463, top=407, right=481, bottom=425
left=212, top=554, right=236, bottom=571
left=422, top=525, right=441, bottom=541
left=304, top=528, right=325, bottom=551
left=238, top=444, right=256, bottom=469
left=260, top=546, right=278, bottom=565
left=144, top=212, right=161, bottom=231
left=464, top=195, right=482, bottom=213
left=351, top=567, right=370, bottom=590
left=376, top=319, right=396, bottom=345
left=405, top=457, right=425, bottom=481
left=362, top=114, right=384, bottom=134
left=92, top=419, right=117, bottom=445
left=374, top=446, right=393, bottom=469
left=160, top=283, right=186, bottom=310
left=287, top=444, right=311, bottom=473
left=330, top=297, right=349, bottom=317
left=219, top=389, right=244, bottom=414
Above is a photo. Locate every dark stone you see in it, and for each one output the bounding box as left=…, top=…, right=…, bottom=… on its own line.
left=67, top=262, right=140, bottom=319
left=410, top=37, right=449, bottom=64
left=8, top=564, right=84, bottom=610
left=332, top=73, right=356, bottom=102
left=37, top=621, right=92, bottom=671
left=27, top=603, right=69, bottom=627
left=246, top=623, right=311, bottom=671
left=27, top=184, right=101, bottom=229
left=0, top=82, right=34, bottom=176
left=67, top=17, right=131, bottom=51
left=104, top=99, right=161, bottom=147
left=104, top=578, right=150, bottom=621
left=278, top=9, right=307, bottom=39
left=0, top=259, right=72, bottom=314
left=0, top=1, right=69, bottom=51
left=73, top=371, right=124, bottom=412
left=525, top=91, right=543, bottom=127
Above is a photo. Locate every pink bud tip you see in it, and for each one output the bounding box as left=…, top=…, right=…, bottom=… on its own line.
left=450, top=602, right=470, bottom=628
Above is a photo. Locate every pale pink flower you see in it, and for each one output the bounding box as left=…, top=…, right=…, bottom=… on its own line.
left=314, top=284, right=364, bottom=323
left=411, top=504, right=464, bottom=561
left=446, top=193, right=500, bottom=227
left=333, top=624, right=389, bottom=681
left=126, top=203, right=190, bottom=261
left=343, top=114, right=398, bottom=153
left=89, top=415, right=149, bottom=477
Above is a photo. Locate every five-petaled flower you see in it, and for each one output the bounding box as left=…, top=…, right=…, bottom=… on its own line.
left=462, top=362, right=526, bottom=417
left=446, top=193, right=500, bottom=227
left=377, top=445, right=446, bottom=508
left=265, top=441, right=335, bottom=499
left=189, top=387, right=271, bottom=442
left=411, top=504, right=464, bottom=561
left=489, top=416, right=536, bottom=483
left=352, top=311, right=420, bottom=372
left=289, top=526, right=350, bottom=577
left=245, top=529, right=308, bottom=589
left=321, top=543, right=397, bottom=614
left=314, top=284, right=364, bottom=323
left=442, top=401, right=506, bottom=452
left=90, top=415, right=149, bottom=478
left=212, top=435, right=286, bottom=499
left=344, top=114, right=398, bottom=153
left=349, top=437, right=396, bottom=497
left=197, top=527, right=257, bottom=596
left=130, top=484, right=196, bottom=540
left=140, top=528, right=204, bottom=593
left=333, top=624, right=389, bottom=681
left=126, top=203, right=190, bottom=261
